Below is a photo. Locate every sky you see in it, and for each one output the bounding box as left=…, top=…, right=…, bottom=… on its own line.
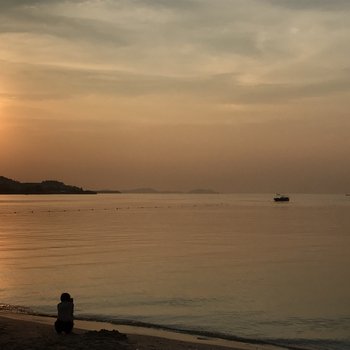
left=0, top=0, right=349, bottom=193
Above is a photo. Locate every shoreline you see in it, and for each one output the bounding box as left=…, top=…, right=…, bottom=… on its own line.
left=0, top=312, right=292, bottom=350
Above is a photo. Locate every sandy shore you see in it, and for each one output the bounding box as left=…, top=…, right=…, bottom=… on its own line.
left=0, top=312, right=290, bottom=350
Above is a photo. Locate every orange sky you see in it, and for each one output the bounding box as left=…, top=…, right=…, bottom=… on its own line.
left=1, top=0, right=349, bottom=192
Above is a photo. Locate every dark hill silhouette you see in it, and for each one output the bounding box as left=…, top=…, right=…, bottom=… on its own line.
left=188, top=188, right=219, bottom=194
left=0, top=176, right=96, bottom=194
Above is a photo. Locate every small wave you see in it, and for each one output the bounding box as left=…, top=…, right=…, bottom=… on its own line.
left=264, top=338, right=350, bottom=350
left=0, top=304, right=291, bottom=348
left=0, top=303, right=33, bottom=314
left=3, top=304, right=349, bottom=350
left=117, top=296, right=217, bottom=308
left=71, top=314, right=299, bottom=348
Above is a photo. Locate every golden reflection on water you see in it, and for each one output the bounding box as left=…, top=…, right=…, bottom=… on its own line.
left=0, top=224, right=19, bottom=298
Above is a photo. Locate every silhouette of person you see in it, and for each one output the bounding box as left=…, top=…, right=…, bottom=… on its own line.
left=55, top=292, right=74, bottom=334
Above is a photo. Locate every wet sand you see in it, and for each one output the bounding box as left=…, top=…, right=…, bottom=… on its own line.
left=0, top=313, right=288, bottom=350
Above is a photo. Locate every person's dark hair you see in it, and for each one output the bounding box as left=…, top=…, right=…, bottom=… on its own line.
left=60, top=292, right=71, bottom=302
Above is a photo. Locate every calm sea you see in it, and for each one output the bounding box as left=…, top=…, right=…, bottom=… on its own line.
left=0, top=194, right=349, bottom=349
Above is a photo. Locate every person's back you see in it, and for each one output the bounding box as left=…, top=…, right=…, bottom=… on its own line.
left=57, top=299, right=74, bottom=322
left=55, top=292, right=74, bottom=334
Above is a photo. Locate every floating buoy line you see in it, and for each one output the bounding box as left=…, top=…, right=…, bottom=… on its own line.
left=1, top=203, right=228, bottom=216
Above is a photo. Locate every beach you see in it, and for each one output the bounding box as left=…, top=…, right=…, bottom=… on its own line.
left=0, top=313, right=287, bottom=350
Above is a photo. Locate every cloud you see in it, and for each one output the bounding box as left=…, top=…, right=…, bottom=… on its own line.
left=131, top=0, right=199, bottom=10
left=3, top=58, right=350, bottom=106
left=265, top=0, right=350, bottom=11
left=0, top=0, right=266, bottom=59
left=228, top=75, right=350, bottom=104
left=0, top=0, right=85, bottom=10
left=2, top=0, right=350, bottom=105
left=0, top=8, right=129, bottom=47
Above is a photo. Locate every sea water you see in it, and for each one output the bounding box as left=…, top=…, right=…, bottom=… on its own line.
left=0, top=194, right=349, bottom=349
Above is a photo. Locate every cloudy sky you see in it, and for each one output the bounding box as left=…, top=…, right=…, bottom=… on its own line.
left=1, top=0, right=349, bottom=192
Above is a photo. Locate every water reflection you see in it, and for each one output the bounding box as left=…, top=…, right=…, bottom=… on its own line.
left=0, top=194, right=349, bottom=345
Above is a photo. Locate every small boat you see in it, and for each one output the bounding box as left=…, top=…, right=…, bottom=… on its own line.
left=274, top=194, right=289, bottom=202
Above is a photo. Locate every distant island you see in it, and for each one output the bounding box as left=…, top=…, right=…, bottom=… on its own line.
left=187, top=188, right=219, bottom=194
left=0, top=176, right=96, bottom=194
left=120, top=188, right=218, bottom=194
left=121, top=188, right=179, bottom=194
left=96, top=189, right=122, bottom=194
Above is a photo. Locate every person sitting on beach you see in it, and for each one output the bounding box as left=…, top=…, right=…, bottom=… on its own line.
left=55, top=292, right=74, bottom=334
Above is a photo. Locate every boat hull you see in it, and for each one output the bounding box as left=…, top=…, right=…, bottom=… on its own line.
left=274, top=197, right=289, bottom=202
